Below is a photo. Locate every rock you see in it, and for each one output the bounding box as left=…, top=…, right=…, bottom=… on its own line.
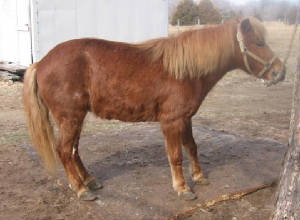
left=0, top=71, right=21, bottom=82
left=0, top=62, right=27, bottom=76
left=95, top=199, right=105, bottom=206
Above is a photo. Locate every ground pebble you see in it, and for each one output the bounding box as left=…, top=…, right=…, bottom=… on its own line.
left=95, top=199, right=105, bottom=206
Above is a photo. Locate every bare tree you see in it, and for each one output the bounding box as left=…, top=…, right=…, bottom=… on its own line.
left=271, top=57, right=300, bottom=220
left=169, top=0, right=181, bottom=20
left=198, top=0, right=222, bottom=24
left=171, top=0, right=199, bottom=25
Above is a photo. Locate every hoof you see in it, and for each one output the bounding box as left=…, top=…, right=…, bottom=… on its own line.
left=194, top=178, right=209, bottom=185
left=86, top=180, right=103, bottom=191
left=78, top=190, right=98, bottom=201
left=179, top=191, right=197, bottom=201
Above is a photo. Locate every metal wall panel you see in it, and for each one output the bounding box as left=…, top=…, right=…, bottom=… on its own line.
left=0, top=0, right=17, bottom=63
left=32, top=0, right=168, bottom=61
left=0, top=0, right=32, bottom=65
left=16, top=0, right=32, bottom=65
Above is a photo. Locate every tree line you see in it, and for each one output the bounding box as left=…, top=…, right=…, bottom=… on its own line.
left=170, top=0, right=299, bottom=25
left=171, top=0, right=223, bottom=25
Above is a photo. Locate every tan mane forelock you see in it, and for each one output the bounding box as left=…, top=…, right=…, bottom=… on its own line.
left=248, top=17, right=266, bottom=42
left=137, top=17, right=266, bottom=80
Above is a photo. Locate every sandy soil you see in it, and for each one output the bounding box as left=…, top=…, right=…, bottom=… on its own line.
left=0, top=22, right=299, bottom=220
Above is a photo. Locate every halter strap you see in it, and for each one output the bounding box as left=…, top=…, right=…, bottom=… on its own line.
left=237, top=24, right=277, bottom=78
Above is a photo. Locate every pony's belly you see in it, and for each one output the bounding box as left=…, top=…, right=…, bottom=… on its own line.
left=92, top=101, right=160, bottom=122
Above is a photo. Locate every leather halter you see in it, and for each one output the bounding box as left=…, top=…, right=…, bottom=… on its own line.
left=236, top=24, right=277, bottom=78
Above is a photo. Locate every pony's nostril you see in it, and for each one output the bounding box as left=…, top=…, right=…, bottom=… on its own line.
left=272, top=71, right=278, bottom=78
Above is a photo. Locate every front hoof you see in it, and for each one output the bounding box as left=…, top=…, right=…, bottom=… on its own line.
left=179, top=191, right=197, bottom=201
left=86, top=180, right=103, bottom=191
left=78, top=190, right=98, bottom=201
left=194, top=177, right=209, bottom=185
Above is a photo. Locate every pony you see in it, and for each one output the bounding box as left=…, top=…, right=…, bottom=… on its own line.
left=23, top=17, right=285, bottom=201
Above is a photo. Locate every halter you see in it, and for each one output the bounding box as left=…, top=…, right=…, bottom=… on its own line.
left=236, top=24, right=277, bottom=78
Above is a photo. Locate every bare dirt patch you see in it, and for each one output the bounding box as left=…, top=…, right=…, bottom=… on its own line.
left=0, top=22, right=299, bottom=220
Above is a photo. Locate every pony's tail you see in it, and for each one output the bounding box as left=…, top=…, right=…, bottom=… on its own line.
left=23, top=63, right=57, bottom=176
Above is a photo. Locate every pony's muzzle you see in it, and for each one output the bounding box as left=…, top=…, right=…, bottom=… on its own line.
left=264, top=65, right=286, bottom=87
left=277, top=65, right=286, bottom=82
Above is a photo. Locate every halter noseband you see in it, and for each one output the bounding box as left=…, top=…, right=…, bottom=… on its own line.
left=236, top=24, right=277, bottom=78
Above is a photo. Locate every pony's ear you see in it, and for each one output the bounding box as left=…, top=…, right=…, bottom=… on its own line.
left=240, top=18, right=253, bottom=34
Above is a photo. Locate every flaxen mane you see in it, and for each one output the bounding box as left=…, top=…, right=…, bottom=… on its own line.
left=137, top=17, right=266, bottom=79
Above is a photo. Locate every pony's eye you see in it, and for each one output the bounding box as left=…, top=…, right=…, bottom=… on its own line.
left=256, top=41, right=265, bottom=47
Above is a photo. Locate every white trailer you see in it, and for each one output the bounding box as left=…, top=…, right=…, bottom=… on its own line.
left=0, top=0, right=168, bottom=66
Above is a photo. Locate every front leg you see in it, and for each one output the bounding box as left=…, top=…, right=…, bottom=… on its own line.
left=182, top=120, right=209, bottom=185
left=161, top=119, right=197, bottom=200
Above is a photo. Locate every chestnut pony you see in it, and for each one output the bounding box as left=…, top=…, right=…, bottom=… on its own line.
left=23, top=17, right=285, bottom=201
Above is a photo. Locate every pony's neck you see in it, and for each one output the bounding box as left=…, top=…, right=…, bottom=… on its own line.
left=138, top=21, right=238, bottom=80
left=182, top=21, right=238, bottom=85
left=196, top=22, right=240, bottom=94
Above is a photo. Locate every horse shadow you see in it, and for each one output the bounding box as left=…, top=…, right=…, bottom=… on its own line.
left=84, top=126, right=284, bottom=186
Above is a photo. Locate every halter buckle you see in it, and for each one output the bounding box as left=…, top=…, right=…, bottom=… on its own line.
left=265, top=62, right=271, bottom=68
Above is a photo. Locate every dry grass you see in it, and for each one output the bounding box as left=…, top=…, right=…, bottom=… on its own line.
left=264, top=22, right=299, bottom=81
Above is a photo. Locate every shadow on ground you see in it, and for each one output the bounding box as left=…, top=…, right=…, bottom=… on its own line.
left=69, top=123, right=285, bottom=220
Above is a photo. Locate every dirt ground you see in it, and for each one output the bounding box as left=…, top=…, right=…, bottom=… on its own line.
left=0, top=22, right=299, bottom=220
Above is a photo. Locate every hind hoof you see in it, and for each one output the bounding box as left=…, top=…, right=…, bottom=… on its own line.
left=194, top=178, right=209, bottom=185
left=78, top=190, right=98, bottom=201
left=86, top=180, right=103, bottom=191
left=179, top=191, right=197, bottom=201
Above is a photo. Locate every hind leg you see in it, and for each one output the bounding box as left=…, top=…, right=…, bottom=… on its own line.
left=182, top=120, right=208, bottom=185
left=72, top=128, right=103, bottom=191
left=55, top=114, right=97, bottom=200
